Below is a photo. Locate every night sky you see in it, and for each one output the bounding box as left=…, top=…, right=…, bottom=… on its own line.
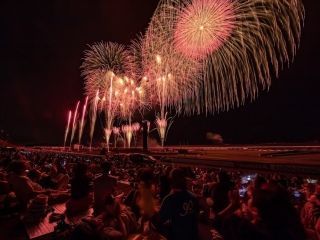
left=1, top=0, right=320, bottom=146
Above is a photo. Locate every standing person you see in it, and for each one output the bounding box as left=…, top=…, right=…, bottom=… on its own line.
left=157, top=168, right=199, bottom=240
left=7, top=160, right=68, bottom=210
left=93, top=161, right=117, bottom=215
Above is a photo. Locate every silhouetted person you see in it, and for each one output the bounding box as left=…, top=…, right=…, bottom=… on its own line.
left=66, top=163, right=92, bottom=215
left=93, top=161, right=117, bottom=215
left=157, top=168, right=199, bottom=240
left=159, top=166, right=172, bottom=202
left=252, top=183, right=306, bottom=240
left=7, top=160, right=44, bottom=210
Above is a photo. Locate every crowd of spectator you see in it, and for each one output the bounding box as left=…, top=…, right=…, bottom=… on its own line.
left=0, top=147, right=319, bottom=240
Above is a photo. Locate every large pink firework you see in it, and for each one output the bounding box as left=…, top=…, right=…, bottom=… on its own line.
left=174, top=0, right=235, bottom=59
left=149, top=0, right=304, bottom=113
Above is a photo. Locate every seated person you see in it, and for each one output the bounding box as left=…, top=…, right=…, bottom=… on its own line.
left=72, top=196, right=130, bottom=240
left=93, top=161, right=117, bottom=214
left=66, top=163, right=92, bottom=215
left=98, top=196, right=128, bottom=240
left=7, top=160, right=45, bottom=210
left=49, top=163, right=69, bottom=190
left=27, top=168, right=42, bottom=184
left=0, top=180, right=19, bottom=215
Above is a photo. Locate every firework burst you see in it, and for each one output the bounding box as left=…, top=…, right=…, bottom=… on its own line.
left=174, top=0, right=235, bottom=59
left=149, top=0, right=304, bottom=113
left=82, top=42, right=146, bottom=148
left=138, top=19, right=202, bottom=115
left=82, top=42, right=135, bottom=101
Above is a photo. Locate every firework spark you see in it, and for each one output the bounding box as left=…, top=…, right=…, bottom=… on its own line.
left=146, top=120, right=151, bottom=134
left=78, top=96, right=89, bottom=146
left=156, top=117, right=167, bottom=147
left=117, top=77, right=145, bottom=119
left=104, top=128, right=112, bottom=151
left=70, top=101, right=80, bottom=147
left=112, top=127, right=121, bottom=148
left=132, top=122, right=141, bottom=147
left=64, top=110, right=72, bottom=149
left=105, top=71, right=116, bottom=143
left=155, top=113, right=174, bottom=147
left=89, top=90, right=99, bottom=150
left=132, top=122, right=140, bottom=132
left=122, top=124, right=133, bottom=148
